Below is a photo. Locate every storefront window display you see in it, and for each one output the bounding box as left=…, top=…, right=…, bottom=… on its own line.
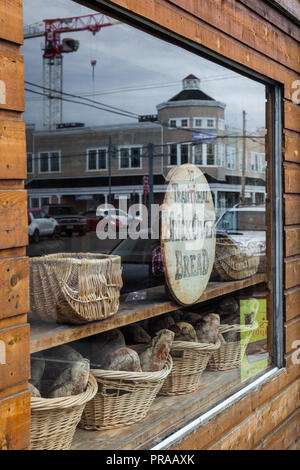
left=24, top=0, right=281, bottom=450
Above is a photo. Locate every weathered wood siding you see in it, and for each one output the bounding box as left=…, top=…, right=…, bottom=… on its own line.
left=0, top=0, right=299, bottom=450
left=91, top=0, right=300, bottom=449
left=0, top=0, right=30, bottom=450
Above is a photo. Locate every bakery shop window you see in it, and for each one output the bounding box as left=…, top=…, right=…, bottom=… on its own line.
left=24, top=0, right=281, bottom=450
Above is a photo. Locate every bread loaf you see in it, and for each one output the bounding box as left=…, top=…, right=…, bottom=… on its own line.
left=182, top=312, right=203, bottom=326
left=170, top=310, right=184, bottom=322
left=140, top=329, right=174, bottom=372
left=170, top=322, right=198, bottom=342
left=69, top=338, right=92, bottom=359
left=89, top=329, right=126, bottom=368
left=217, top=297, right=239, bottom=316
left=138, top=319, right=151, bottom=333
left=148, top=315, right=175, bottom=336
left=103, top=347, right=142, bottom=372
left=196, top=314, right=220, bottom=344
left=29, top=382, right=41, bottom=398
left=44, top=344, right=84, bottom=363
left=121, top=324, right=151, bottom=344
left=47, top=359, right=90, bottom=398
left=42, top=345, right=84, bottom=383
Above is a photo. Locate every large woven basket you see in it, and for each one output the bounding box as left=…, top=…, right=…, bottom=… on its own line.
left=213, top=235, right=260, bottom=281
left=29, top=253, right=123, bottom=324
left=30, top=373, right=98, bottom=450
left=80, top=356, right=173, bottom=430
left=159, top=341, right=220, bottom=396
left=208, top=323, right=257, bottom=371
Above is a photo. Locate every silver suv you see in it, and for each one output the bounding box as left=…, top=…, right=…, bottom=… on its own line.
left=28, top=209, right=60, bottom=243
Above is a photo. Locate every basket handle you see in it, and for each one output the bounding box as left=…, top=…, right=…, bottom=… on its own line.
left=61, top=283, right=110, bottom=303
left=220, top=321, right=258, bottom=334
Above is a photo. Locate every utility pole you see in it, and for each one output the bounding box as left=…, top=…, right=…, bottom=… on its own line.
left=148, top=143, right=154, bottom=206
left=147, top=143, right=154, bottom=227
left=146, top=143, right=171, bottom=236
left=241, top=110, right=246, bottom=204
left=108, top=136, right=113, bottom=205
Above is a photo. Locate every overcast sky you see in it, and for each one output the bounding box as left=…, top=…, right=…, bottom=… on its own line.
left=23, top=0, right=266, bottom=133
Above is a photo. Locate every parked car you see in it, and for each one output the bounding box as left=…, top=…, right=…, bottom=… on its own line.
left=216, top=203, right=266, bottom=271
left=98, top=208, right=142, bottom=231
left=84, top=210, right=104, bottom=231
left=28, top=208, right=60, bottom=243
left=42, top=204, right=87, bottom=236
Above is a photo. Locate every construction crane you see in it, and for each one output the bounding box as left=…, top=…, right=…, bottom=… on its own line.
left=24, top=13, right=119, bottom=130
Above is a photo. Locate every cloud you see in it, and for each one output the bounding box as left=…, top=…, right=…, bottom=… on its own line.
left=23, top=0, right=266, bottom=132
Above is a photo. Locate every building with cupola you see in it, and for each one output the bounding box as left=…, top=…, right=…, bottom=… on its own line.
left=25, top=74, right=266, bottom=217
left=158, top=74, right=226, bottom=180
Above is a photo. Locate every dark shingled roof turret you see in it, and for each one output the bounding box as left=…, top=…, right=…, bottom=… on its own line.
left=169, top=89, right=215, bottom=102
left=184, top=74, right=198, bottom=79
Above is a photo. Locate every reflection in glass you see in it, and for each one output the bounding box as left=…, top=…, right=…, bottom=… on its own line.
left=23, top=0, right=273, bottom=448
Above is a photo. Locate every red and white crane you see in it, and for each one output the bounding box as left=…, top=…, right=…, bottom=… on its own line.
left=24, top=13, right=119, bottom=129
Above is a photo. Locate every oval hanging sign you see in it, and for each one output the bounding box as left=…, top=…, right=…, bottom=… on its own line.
left=161, top=164, right=216, bottom=305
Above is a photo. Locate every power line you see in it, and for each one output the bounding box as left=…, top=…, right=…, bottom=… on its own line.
left=25, top=83, right=265, bottom=138
left=25, top=88, right=138, bottom=120
left=25, top=81, right=265, bottom=138
left=24, top=86, right=208, bottom=134
left=72, top=73, right=240, bottom=98
left=25, top=81, right=202, bottom=132
left=25, top=81, right=139, bottom=119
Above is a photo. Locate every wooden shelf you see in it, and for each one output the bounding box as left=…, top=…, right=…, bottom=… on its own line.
left=71, top=368, right=241, bottom=450
left=30, top=273, right=266, bottom=353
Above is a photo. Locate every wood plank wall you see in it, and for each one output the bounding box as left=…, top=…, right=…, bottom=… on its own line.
left=0, top=0, right=298, bottom=450
left=0, top=0, right=30, bottom=450
left=92, top=0, right=300, bottom=449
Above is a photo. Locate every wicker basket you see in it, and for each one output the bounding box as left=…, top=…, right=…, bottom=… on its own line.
left=213, top=235, right=260, bottom=281
left=159, top=341, right=220, bottom=396
left=29, top=253, right=123, bottom=324
left=208, top=323, right=257, bottom=371
left=30, top=373, right=98, bottom=450
left=80, top=356, right=173, bottom=430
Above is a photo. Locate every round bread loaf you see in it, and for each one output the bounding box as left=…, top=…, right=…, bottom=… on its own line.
left=103, top=347, right=142, bottom=372
left=140, top=329, right=175, bottom=372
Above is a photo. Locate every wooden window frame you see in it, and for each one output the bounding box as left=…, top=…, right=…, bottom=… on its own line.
left=24, top=0, right=284, bottom=451
left=167, top=142, right=190, bottom=166
left=27, top=152, right=34, bottom=174
left=86, top=147, right=108, bottom=172
left=226, top=146, right=237, bottom=170
left=118, top=145, right=143, bottom=170
left=38, top=150, right=61, bottom=174
left=168, top=117, right=190, bottom=129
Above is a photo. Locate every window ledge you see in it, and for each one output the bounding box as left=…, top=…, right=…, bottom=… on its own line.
left=151, top=366, right=280, bottom=450
left=70, top=366, right=280, bottom=450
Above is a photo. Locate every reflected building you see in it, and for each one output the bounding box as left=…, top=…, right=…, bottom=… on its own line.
left=25, top=74, right=266, bottom=217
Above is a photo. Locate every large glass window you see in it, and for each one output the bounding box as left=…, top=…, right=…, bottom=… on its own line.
left=27, top=152, right=33, bottom=173
left=23, top=0, right=280, bottom=451
left=227, top=147, right=236, bottom=169
left=168, top=143, right=190, bottom=165
left=119, top=146, right=142, bottom=169
left=251, top=152, right=265, bottom=173
left=194, top=143, right=203, bottom=165
left=87, top=148, right=107, bottom=171
left=207, top=143, right=216, bottom=165
left=39, top=151, right=61, bottom=173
